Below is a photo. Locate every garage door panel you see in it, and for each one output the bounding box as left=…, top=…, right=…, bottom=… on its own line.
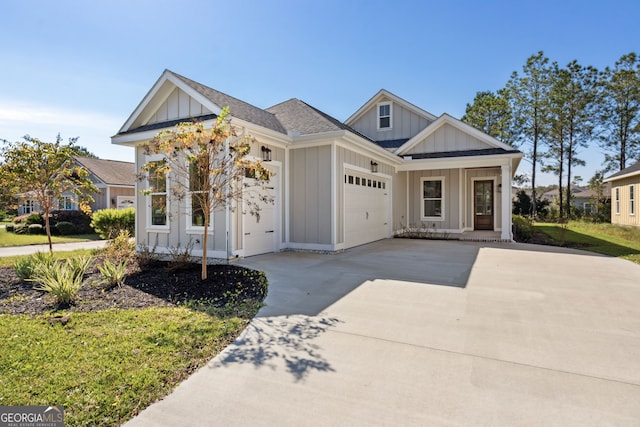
left=344, top=169, right=389, bottom=248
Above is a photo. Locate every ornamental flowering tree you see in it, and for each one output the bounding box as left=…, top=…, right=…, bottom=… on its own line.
left=0, top=135, right=98, bottom=252
left=140, top=107, right=272, bottom=280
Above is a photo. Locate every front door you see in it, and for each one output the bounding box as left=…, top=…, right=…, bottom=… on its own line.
left=474, top=180, right=494, bottom=230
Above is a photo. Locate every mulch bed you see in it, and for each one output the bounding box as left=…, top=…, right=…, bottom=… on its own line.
left=0, top=259, right=267, bottom=315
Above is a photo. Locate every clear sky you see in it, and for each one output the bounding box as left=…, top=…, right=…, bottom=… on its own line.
left=1, top=0, right=639, bottom=185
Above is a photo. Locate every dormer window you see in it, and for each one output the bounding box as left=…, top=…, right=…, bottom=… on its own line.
left=377, top=102, right=392, bottom=130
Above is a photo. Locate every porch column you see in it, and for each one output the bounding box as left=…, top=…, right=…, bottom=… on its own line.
left=501, top=163, right=512, bottom=241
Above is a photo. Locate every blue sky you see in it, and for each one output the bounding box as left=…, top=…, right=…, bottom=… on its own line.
left=1, top=0, right=639, bottom=185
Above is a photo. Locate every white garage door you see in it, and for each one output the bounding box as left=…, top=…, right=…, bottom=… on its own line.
left=344, top=169, right=390, bottom=248
left=243, top=168, right=278, bottom=257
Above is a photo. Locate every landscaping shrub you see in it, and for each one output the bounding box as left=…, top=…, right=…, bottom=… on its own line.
left=55, top=221, right=77, bottom=236
left=27, top=224, right=45, bottom=235
left=98, top=259, right=128, bottom=288
left=90, top=207, right=135, bottom=239
left=30, top=257, right=91, bottom=305
left=48, top=210, right=93, bottom=234
left=13, top=213, right=44, bottom=225
left=67, top=256, right=94, bottom=282
left=101, top=230, right=136, bottom=264
left=14, top=252, right=56, bottom=281
left=14, top=224, right=28, bottom=234
left=5, top=224, right=15, bottom=232
left=512, top=214, right=533, bottom=242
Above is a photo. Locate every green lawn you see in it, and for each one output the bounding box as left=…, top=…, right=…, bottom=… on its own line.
left=0, top=230, right=100, bottom=247
left=0, top=308, right=248, bottom=426
left=0, top=249, right=96, bottom=267
left=534, top=221, right=640, bottom=264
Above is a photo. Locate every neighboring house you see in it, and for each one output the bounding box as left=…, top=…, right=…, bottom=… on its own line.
left=540, top=185, right=611, bottom=214
left=16, top=157, right=135, bottom=215
left=111, top=70, right=523, bottom=259
left=604, top=161, right=640, bottom=226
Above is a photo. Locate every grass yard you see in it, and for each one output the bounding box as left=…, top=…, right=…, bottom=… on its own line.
left=0, top=249, right=95, bottom=267
left=534, top=221, right=640, bottom=264
left=0, top=230, right=100, bottom=247
left=0, top=308, right=248, bottom=426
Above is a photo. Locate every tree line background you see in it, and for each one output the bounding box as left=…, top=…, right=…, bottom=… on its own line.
left=461, top=51, right=639, bottom=221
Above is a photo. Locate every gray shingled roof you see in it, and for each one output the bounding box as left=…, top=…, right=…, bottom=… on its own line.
left=266, top=98, right=374, bottom=141
left=74, top=157, right=135, bottom=186
left=170, top=71, right=287, bottom=134
left=606, top=160, right=640, bottom=180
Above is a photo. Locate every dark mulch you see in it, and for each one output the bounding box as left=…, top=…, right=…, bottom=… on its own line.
left=0, top=259, right=268, bottom=315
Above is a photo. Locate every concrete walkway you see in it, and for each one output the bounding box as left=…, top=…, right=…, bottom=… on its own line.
left=0, top=240, right=108, bottom=257
left=124, top=239, right=640, bottom=426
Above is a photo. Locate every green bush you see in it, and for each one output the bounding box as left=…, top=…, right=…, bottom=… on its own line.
left=55, top=221, right=77, bottom=236
left=25, top=213, right=44, bottom=225
left=27, top=224, right=45, bottom=235
left=98, top=259, right=128, bottom=288
left=14, top=224, right=28, bottom=235
left=14, top=252, right=56, bottom=281
left=101, top=230, right=136, bottom=263
left=512, top=214, right=534, bottom=242
left=30, top=257, right=91, bottom=305
left=90, top=207, right=135, bottom=239
left=5, top=224, right=15, bottom=232
left=48, top=210, right=93, bottom=234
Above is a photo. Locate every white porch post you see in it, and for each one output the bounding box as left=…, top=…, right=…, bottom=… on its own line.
left=501, top=163, right=512, bottom=241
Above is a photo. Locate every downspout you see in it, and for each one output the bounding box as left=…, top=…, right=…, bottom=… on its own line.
left=225, top=133, right=231, bottom=261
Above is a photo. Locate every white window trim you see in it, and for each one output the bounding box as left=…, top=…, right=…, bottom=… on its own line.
left=630, top=185, right=635, bottom=216
left=377, top=101, right=392, bottom=131
left=58, top=195, right=77, bottom=211
left=145, top=156, right=170, bottom=232
left=615, top=187, right=620, bottom=215
left=420, top=176, right=445, bottom=221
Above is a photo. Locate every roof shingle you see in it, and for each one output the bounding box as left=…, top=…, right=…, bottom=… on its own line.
left=74, top=157, right=135, bottom=186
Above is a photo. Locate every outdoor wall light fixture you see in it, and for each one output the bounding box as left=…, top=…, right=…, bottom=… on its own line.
left=261, top=146, right=272, bottom=162
left=370, top=160, right=378, bottom=173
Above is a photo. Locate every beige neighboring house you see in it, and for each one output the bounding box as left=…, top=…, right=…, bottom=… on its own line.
left=111, top=70, right=523, bottom=259
left=604, top=161, right=640, bottom=226
left=17, top=156, right=135, bottom=215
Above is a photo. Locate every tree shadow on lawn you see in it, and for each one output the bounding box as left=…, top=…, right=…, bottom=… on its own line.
left=210, top=315, right=341, bottom=382
left=534, top=226, right=640, bottom=258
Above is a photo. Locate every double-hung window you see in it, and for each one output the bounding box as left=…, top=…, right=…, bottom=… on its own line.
left=378, top=102, right=392, bottom=130
left=630, top=185, right=635, bottom=215
left=148, top=160, right=168, bottom=226
left=188, top=160, right=211, bottom=229
left=615, top=187, right=620, bottom=215
left=421, top=177, right=444, bottom=220
left=58, top=195, right=74, bottom=210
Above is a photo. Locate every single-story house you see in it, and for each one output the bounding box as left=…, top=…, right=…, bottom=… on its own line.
left=17, top=156, right=135, bottom=215
left=604, top=161, right=640, bottom=226
left=540, top=185, right=611, bottom=214
left=111, top=70, right=523, bottom=259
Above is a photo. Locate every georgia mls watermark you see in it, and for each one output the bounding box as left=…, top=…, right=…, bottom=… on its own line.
left=0, top=406, right=64, bottom=427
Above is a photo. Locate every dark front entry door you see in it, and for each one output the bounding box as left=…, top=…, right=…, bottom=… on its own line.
left=474, top=180, right=494, bottom=230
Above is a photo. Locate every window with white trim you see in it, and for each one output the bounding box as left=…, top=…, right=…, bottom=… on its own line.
left=421, top=177, right=444, bottom=220
left=630, top=185, right=635, bottom=215
left=188, top=161, right=212, bottom=229
left=377, top=102, right=392, bottom=130
left=615, top=187, right=620, bottom=215
left=58, top=195, right=75, bottom=210
left=148, top=160, right=168, bottom=226
left=21, top=199, right=36, bottom=214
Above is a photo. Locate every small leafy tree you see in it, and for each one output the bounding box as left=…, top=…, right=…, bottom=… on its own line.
left=0, top=135, right=98, bottom=252
left=140, top=107, right=271, bottom=280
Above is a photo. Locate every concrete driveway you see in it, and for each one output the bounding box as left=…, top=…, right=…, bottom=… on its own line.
left=125, top=239, right=640, bottom=426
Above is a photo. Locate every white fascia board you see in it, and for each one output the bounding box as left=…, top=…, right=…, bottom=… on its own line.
left=397, top=153, right=522, bottom=173
left=229, top=117, right=292, bottom=148
left=603, top=170, right=640, bottom=182
left=112, top=129, right=159, bottom=146
left=345, top=89, right=437, bottom=125
left=395, top=114, right=516, bottom=155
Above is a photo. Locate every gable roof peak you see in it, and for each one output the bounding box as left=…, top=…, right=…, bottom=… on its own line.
left=345, top=88, right=437, bottom=126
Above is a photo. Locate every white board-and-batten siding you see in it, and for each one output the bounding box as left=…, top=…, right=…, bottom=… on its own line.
left=148, top=87, right=212, bottom=125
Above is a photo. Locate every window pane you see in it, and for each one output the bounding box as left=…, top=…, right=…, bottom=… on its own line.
left=149, top=162, right=166, bottom=192
left=423, top=181, right=442, bottom=198
left=379, top=117, right=390, bottom=128
left=379, top=104, right=389, bottom=116
left=151, top=195, right=167, bottom=225
left=424, top=200, right=441, bottom=217
left=191, top=193, right=209, bottom=227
